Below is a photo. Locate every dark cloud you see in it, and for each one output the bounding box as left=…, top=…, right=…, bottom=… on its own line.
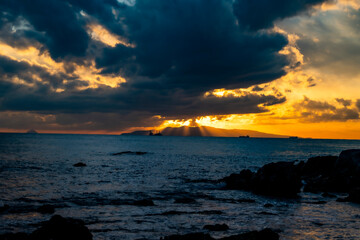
left=0, top=0, right=333, bottom=131
left=307, top=77, right=316, bottom=87
left=252, top=86, right=265, bottom=92
left=0, top=56, right=87, bottom=90
left=0, top=0, right=90, bottom=60
left=336, top=98, right=352, bottom=107
left=295, top=97, right=359, bottom=122
left=233, top=0, right=331, bottom=31
left=0, top=111, right=163, bottom=132
left=96, top=0, right=289, bottom=93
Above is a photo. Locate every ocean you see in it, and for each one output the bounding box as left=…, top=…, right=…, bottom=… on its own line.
left=0, top=133, right=359, bottom=239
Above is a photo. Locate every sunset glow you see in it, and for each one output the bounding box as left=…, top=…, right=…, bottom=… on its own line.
left=0, top=0, right=360, bottom=139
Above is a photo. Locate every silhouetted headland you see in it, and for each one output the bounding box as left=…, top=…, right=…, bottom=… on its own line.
left=122, top=126, right=289, bottom=138
left=26, top=129, right=38, bottom=134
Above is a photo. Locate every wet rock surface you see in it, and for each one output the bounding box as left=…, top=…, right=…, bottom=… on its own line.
left=203, top=223, right=229, bottom=231
left=337, top=188, right=360, bottom=204
left=112, top=151, right=147, bottom=156
left=30, top=215, right=92, bottom=240
left=132, top=199, right=155, bottom=206
left=73, top=162, right=87, bottom=167
left=36, top=204, right=55, bottom=214
left=0, top=215, right=92, bottom=240
left=221, top=149, right=360, bottom=198
left=161, top=228, right=279, bottom=240
left=174, top=197, right=197, bottom=204
left=252, top=161, right=302, bottom=198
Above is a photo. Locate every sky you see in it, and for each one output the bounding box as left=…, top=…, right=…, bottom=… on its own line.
left=0, top=0, right=360, bottom=139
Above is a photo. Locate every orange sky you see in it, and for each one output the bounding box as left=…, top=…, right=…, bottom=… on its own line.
left=0, top=0, right=360, bottom=139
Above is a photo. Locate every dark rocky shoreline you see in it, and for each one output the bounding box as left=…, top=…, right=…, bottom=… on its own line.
left=221, top=149, right=360, bottom=203
left=0, top=215, right=279, bottom=240
left=1, top=149, right=359, bottom=240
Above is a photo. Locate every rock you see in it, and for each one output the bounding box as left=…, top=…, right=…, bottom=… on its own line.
left=221, top=149, right=360, bottom=198
left=303, top=200, right=327, bottom=204
left=0, top=204, right=10, bottom=213
left=203, top=224, right=229, bottom=231
left=161, top=229, right=279, bottom=240
left=73, top=162, right=86, bottom=167
left=132, top=199, right=155, bottom=206
left=342, top=188, right=360, bottom=204
left=174, top=197, right=197, bottom=204
left=264, top=203, right=274, bottom=208
left=322, top=192, right=336, bottom=198
left=29, top=215, right=92, bottom=240
left=236, top=198, right=256, bottom=203
left=301, top=156, right=337, bottom=177
left=0, top=233, right=29, bottom=240
left=37, top=205, right=55, bottom=214
left=221, top=169, right=254, bottom=190
left=112, top=151, right=147, bottom=156
left=304, top=150, right=360, bottom=193
left=336, top=149, right=360, bottom=176
left=161, top=233, right=214, bottom=240
left=257, top=211, right=277, bottom=216
left=219, top=228, right=279, bottom=240
left=155, top=210, right=223, bottom=216
left=252, top=161, right=301, bottom=198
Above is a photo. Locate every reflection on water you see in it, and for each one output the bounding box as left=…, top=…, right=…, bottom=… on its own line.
left=0, top=133, right=359, bottom=239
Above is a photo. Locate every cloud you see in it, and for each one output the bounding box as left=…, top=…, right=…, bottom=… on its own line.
left=336, top=98, right=352, bottom=107
left=0, top=111, right=163, bottom=132
left=233, top=0, right=332, bottom=31
left=279, top=5, right=360, bottom=78
left=0, top=0, right=335, bottom=132
left=96, top=0, right=289, bottom=93
left=0, top=0, right=91, bottom=60
left=294, top=96, right=359, bottom=122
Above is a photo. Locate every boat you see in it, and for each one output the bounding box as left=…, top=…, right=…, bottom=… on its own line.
left=239, top=135, right=250, bottom=138
left=149, top=131, right=163, bottom=136
left=289, top=136, right=298, bottom=139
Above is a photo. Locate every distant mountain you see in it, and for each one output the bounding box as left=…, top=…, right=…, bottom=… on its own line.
left=26, top=129, right=38, bottom=134
left=122, top=126, right=289, bottom=138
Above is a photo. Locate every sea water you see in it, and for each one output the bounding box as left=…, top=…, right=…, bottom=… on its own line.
left=0, top=133, right=359, bottom=239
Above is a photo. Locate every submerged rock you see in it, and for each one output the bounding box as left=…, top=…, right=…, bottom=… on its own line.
left=220, top=228, right=279, bottom=240
left=30, top=215, right=92, bottom=240
left=174, top=197, right=197, bottom=204
left=161, top=228, right=279, bottom=240
left=132, top=199, right=155, bottom=206
left=37, top=204, right=55, bottom=214
left=0, top=204, right=10, bottom=213
left=161, top=233, right=214, bottom=240
left=203, top=224, right=229, bottom=231
left=236, top=198, right=256, bottom=203
left=112, top=151, right=147, bottom=156
left=322, top=192, right=336, bottom=198
left=338, top=188, right=360, bottom=204
left=264, top=203, right=274, bottom=208
left=73, top=162, right=87, bottom=167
